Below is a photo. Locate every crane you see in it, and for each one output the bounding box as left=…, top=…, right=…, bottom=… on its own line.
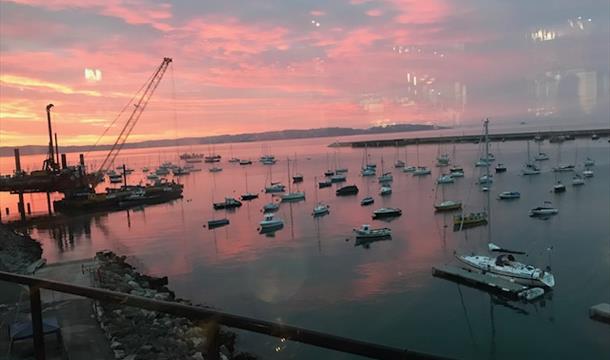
left=96, top=57, right=173, bottom=175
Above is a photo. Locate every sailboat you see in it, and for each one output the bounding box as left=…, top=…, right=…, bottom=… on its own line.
left=208, top=176, right=230, bottom=229
left=292, top=153, right=303, bottom=183
left=521, top=140, right=541, bottom=175
left=436, top=143, right=450, bottom=167
left=228, top=144, right=240, bottom=163
left=394, top=141, right=405, bottom=168
left=434, top=172, right=462, bottom=211
left=361, top=145, right=376, bottom=176
left=402, top=145, right=416, bottom=172
left=280, top=159, right=305, bottom=202
left=324, top=153, right=334, bottom=177
left=412, top=142, right=431, bottom=176
left=552, top=142, right=575, bottom=172
left=378, top=156, right=393, bottom=183
left=264, top=163, right=285, bottom=193
left=456, top=120, right=555, bottom=289
left=534, top=139, right=549, bottom=161
left=240, top=171, right=259, bottom=200
left=312, top=177, right=330, bottom=217
left=334, top=149, right=348, bottom=173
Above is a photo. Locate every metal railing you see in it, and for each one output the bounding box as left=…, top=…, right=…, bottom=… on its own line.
left=0, top=271, right=453, bottom=360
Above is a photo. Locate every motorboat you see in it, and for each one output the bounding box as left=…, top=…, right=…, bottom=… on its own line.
left=312, top=203, right=330, bottom=217
left=336, top=185, right=359, bottom=196
left=207, top=218, right=229, bottom=229
left=259, top=213, right=284, bottom=231
left=318, top=179, right=332, bottom=188
left=280, top=191, right=306, bottom=202
left=262, top=202, right=279, bottom=212
left=434, top=200, right=462, bottom=212
left=265, top=182, right=285, bottom=193
left=330, top=174, right=346, bottom=183
left=498, top=191, right=520, bottom=200
left=572, top=175, right=585, bottom=186
left=553, top=181, right=566, bottom=193
left=239, top=159, right=252, bottom=165
left=413, top=167, right=431, bottom=176
left=353, top=224, right=391, bottom=239
left=360, top=196, right=374, bottom=206
left=436, top=174, right=454, bottom=184
left=457, top=254, right=555, bottom=288
left=553, top=164, right=575, bottom=172
left=534, top=153, right=549, bottom=161
left=583, top=169, right=594, bottom=177
left=372, top=207, right=402, bottom=219
left=213, top=197, right=242, bottom=210
left=529, top=202, right=558, bottom=217
left=495, top=163, right=507, bottom=173
left=379, top=186, right=392, bottom=196
left=240, top=192, right=259, bottom=200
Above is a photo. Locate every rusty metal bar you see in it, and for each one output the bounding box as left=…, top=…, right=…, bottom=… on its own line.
left=29, top=285, right=45, bottom=360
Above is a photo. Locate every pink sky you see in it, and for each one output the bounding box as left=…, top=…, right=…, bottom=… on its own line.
left=1, top=0, right=608, bottom=146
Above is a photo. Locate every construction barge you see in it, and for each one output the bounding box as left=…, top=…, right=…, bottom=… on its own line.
left=331, top=127, right=610, bottom=148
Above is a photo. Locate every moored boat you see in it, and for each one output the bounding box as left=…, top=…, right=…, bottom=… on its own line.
left=529, top=202, right=558, bottom=217
left=372, top=207, right=402, bottom=219
left=353, top=224, right=391, bottom=239
left=498, top=191, right=520, bottom=200
left=336, top=185, right=359, bottom=196
left=434, top=200, right=462, bottom=212
left=360, top=196, right=374, bottom=206
left=457, top=254, right=555, bottom=288
left=213, top=197, right=242, bottom=210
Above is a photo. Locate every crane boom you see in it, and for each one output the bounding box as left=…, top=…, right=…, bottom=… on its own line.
left=97, top=57, right=173, bottom=174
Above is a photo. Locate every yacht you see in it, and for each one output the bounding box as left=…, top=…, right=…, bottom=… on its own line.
left=494, top=163, right=507, bottom=173
left=372, top=207, right=402, bottom=219
left=572, top=175, right=585, bottom=186
left=336, top=185, right=359, bottom=196
left=208, top=218, right=229, bottom=229
left=361, top=167, right=376, bottom=176
left=402, top=166, right=417, bottom=173
left=553, top=164, right=575, bottom=172
left=353, top=224, right=391, bottom=239
left=434, top=200, right=462, bottom=212
left=360, top=196, right=375, bottom=206
left=262, top=202, right=279, bottom=212
left=553, top=181, right=566, bottom=193
left=204, top=155, right=221, bottom=163
left=436, top=174, right=454, bottom=184
left=584, top=157, right=595, bottom=167
left=521, top=163, right=541, bottom=175
left=240, top=192, right=259, bottom=201
left=265, top=182, right=285, bottom=193
left=453, top=212, right=487, bottom=228
left=228, top=158, right=240, bottom=163
left=583, top=169, right=594, bottom=177
left=457, top=254, right=555, bottom=288
left=436, top=154, right=450, bottom=167
left=498, top=191, right=520, bottom=200
left=534, top=153, right=550, bottom=161
left=312, top=203, right=330, bottom=217
left=324, top=170, right=335, bottom=177
left=209, top=166, right=222, bottom=173
left=330, top=174, right=346, bottom=183
left=318, top=179, right=332, bottom=188
left=259, top=213, right=284, bottom=231
left=378, top=172, right=393, bottom=183
left=478, top=174, right=493, bottom=184
left=529, top=202, right=558, bottom=217
left=280, top=191, right=306, bottom=202
left=413, top=167, right=431, bottom=176
left=292, top=174, right=304, bottom=183
left=213, top=197, right=242, bottom=210
left=379, top=186, right=392, bottom=196
left=335, top=168, right=348, bottom=174
left=172, top=167, right=190, bottom=176
left=239, top=159, right=252, bottom=165
left=394, top=160, right=405, bottom=168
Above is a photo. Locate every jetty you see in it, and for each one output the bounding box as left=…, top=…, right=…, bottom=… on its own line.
left=331, top=127, right=610, bottom=148
left=589, top=303, right=610, bottom=324
left=432, top=265, right=536, bottom=299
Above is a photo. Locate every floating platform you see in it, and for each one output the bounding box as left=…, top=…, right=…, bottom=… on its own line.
left=432, top=265, right=534, bottom=299
left=589, top=303, right=610, bottom=324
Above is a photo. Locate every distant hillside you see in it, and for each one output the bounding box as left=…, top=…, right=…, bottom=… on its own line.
left=1, top=123, right=444, bottom=156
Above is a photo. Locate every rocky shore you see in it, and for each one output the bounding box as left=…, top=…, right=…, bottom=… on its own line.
left=94, top=251, right=256, bottom=360
left=0, top=224, right=42, bottom=273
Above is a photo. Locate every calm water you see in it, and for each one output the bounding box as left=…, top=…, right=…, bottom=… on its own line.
left=1, top=133, right=609, bottom=359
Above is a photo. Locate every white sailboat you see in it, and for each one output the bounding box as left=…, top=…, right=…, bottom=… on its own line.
left=456, top=119, right=555, bottom=289
left=521, top=140, right=541, bottom=175
left=312, top=177, right=330, bottom=217
left=280, top=158, right=305, bottom=202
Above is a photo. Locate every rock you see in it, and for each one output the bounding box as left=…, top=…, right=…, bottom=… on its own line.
left=192, top=352, right=204, bottom=360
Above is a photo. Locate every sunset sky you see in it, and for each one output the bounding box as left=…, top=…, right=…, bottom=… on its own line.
left=1, top=0, right=608, bottom=147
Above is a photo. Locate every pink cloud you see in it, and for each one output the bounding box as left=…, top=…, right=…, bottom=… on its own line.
left=365, top=9, right=383, bottom=17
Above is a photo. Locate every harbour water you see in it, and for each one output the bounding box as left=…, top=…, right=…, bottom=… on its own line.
left=1, top=131, right=609, bottom=359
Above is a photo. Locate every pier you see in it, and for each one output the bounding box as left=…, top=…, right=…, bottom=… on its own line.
left=332, top=127, right=610, bottom=148
left=432, top=265, right=531, bottom=298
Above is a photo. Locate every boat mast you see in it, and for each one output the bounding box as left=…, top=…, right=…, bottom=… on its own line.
left=484, top=118, right=492, bottom=243
left=287, top=158, right=292, bottom=193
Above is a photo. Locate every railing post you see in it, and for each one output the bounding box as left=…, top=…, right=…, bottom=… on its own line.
left=29, top=285, right=45, bottom=360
